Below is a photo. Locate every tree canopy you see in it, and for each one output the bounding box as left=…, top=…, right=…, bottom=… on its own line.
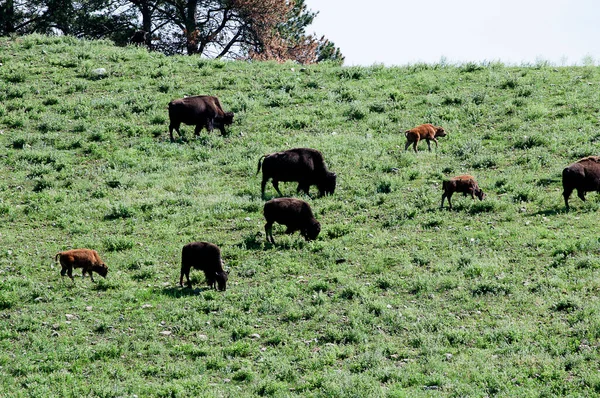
left=0, top=0, right=344, bottom=63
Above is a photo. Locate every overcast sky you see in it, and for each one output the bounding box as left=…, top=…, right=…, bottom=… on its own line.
left=304, top=0, right=600, bottom=66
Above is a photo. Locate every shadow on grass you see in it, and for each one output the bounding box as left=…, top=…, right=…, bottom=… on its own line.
left=158, top=286, right=210, bottom=298
left=235, top=232, right=270, bottom=251
left=235, top=232, right=307, bottom=251
left=529, top=207, right=567, bottom=217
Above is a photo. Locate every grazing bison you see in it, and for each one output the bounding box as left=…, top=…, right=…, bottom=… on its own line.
left=168, top=95, right=234, bottom=141
left=129, top=30, right=148, bottom=46
left=257, top=148, right=337, bottom=198
left=180, top=242, right=228, bottom=291
left=441, top=175, right=485, bottom=209
left=263, top=198, right=321, bottom=244
left=562, top=156, right=600, bottom=210
left=55, top=249, right=108, bottom=283
left=404, top=123, right=448, bottom=153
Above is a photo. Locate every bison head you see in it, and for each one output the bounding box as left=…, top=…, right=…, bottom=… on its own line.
left=475, top=189, right=486, bottom=201
left=302, top=221, right=321, bottom=241
left=215, top=271, right=228, bottom=291
left=93, top=264, right=108, bottom=278
left=319, top=172, right=337, bottom=196
left=222, top=112, right=234, bottom=125
left=435, top=126, right=447, bottom=137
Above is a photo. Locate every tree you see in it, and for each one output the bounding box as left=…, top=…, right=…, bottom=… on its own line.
left=0, top=0, right=343, bottom=63
left=0, top=0, right=132, bottom=39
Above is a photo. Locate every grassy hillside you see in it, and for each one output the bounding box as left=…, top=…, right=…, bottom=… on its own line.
left=1, top=34, right=600, bottom=396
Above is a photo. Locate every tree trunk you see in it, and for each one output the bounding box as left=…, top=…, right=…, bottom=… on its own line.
left=185, top=0, right=198, bottom=54
left=140, top=2, right=153, bottom=47
left=2, top=0, right=15, bottom=34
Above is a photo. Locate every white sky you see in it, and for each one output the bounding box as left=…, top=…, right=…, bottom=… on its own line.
left=304, top=0, right=600, bottom=66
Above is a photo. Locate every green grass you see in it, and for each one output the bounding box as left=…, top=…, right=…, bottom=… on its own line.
left=1, top=34, right=600, bottom=396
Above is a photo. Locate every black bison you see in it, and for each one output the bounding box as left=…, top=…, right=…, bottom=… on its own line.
left=257, top=148, right=337, bottom=198
left=441, top=175, right=485, bottom=209
left=129, top=30, right=148, bottom=46
left=562, top=156, right=600, bottom=210
left=404, top=123, right=448, bottom=153
left=180, top=241, right=228, bottom=291
left=168, top=95, right=234, bottom=141
left=55, top=248, right=108, bottom=283
left=263, top=198, right=321, bottom=244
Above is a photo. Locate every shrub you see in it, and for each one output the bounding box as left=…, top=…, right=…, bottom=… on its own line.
left=104, top=204, right=135, bottom=220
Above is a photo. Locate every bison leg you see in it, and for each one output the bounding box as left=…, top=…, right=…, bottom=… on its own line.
left=61, top=265, right=75, bottom=283
left=563, top=188, right=572, bottom=210
left=169, top=123, right=180, bottom=141
left=272, top=180, right=283, bottom=196
left=441, top=193, right=447, bottom=209
left=284, top=226, right=297, bottom=234
left=265, top=222, right=275, bottom=244
left=577, top=189, right=586, bottom=202
left=446, top=192, right=454, bottom=210
left=88, top=270, right=96, bottom=283
left=180, top=265, right=192, bottom=288
left=404, top=141, right=412, bottom=151
left=413, top=139, right=419, bottom=153
left=206, top=118, right=214, bottom=132
left=426, top=139, right=432, bottom=152
left=297, top=183, right=310, bottom=196
left=204, top=271, right=216, bottom=289
left=261, top=178, right=269, bottom=198
left=218, top=124, right=226, bottom=136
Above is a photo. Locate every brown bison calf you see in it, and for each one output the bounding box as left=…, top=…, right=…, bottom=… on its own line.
left=441, top=175, right=485, bottom=209
left=562, top=156, right=600, bottom=210
left=257, top=148, right=337, bottom=198
left=263, top=198, right=321, bottom=244
left=168, top=95, right=234, bottom=141
left=180, top=242, right=228, bottom=291
left=404, top=123, right=448, bottom=153
left=55, top=249, right=108, bottom=283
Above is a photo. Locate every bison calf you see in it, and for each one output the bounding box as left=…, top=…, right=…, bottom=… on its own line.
left=55, top=249, right=108, bottom=283
left=168, top=95, right=234, bottom=141
left=441, top=175, right=485, bottom=209
left=404, top=123, right=447, bottom=153
left=263, top=198, right=321, bottom=244
left=257, top=148, right=337, bottom=198
left=562, top=156, right=600, bottom=210
left=180, top=242, right=228, bottom=291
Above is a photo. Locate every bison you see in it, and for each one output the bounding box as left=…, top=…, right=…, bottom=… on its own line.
left=129, top=30, right=148, bottom=46
left=257, top=148, right=337, bottom=198
left=55, top=248, right=108, bottom=283
left=168, top=95, right=234, bottom=141
left=180, top=241, right=229, bottom=291
left=562, top=156, right=600, bottom=210
left=263, top=198, right=321, bottom=244
left=404, top=123, right=448, bottom=153
left=441, top=175, right=485, bottom=210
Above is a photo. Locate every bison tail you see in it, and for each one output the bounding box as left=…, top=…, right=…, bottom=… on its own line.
left=256, top=155, right=266, bottom=175
left=54, top=253, right=61, bottom=262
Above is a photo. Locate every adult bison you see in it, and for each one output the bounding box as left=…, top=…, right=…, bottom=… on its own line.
left=562, top=156, right=600, bottom=210
left=168, top=95, right=234, bottom=141
left=257, top=148, right=337, bottom=198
